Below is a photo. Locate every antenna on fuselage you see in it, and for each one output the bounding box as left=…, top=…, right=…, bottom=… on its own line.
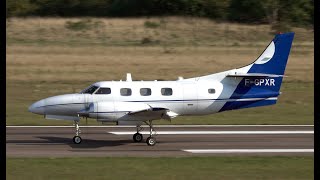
left=126, top=73, right=132, bottom=82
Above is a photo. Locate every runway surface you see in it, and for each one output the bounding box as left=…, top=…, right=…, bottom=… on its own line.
left=6, top=125, right=314, bottom=157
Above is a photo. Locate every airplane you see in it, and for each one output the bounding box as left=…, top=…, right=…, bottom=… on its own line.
left=29, top=32, right=294, bottom=146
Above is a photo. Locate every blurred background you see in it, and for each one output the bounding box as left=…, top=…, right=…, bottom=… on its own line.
left=6, top=0, right=314, bottom=125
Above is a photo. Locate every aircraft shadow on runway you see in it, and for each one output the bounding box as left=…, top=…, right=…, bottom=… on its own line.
left=8, top=136, right=133, bottom=148
left=45, top=136, right=135, bottom=148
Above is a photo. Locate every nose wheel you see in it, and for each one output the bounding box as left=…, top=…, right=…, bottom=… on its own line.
left=73, top=136, right=82, bottom=144
left=73, top=120, right=82, bottom=144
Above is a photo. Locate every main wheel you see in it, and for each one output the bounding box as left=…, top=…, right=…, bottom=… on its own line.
left=146, top=137, right=156, bottom=146
left=133, top=133, right=143, bottom=142
left=73, top=136, right=82, bottom=144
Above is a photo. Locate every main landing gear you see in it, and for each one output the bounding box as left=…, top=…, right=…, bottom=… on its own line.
left=145, top=120, right=156, bottom=146
left=132, top=121, right=157, bottom=146
left=73, top=120, right=82, bottom=144
left=133, top=125, right=143, bottom=142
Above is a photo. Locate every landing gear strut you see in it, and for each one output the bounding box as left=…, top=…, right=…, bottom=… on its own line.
left=146, top=120, right=156, bottom=146
left=73, top=120, right=82, bottom=144
left=133, top=125, right=143, bottom=142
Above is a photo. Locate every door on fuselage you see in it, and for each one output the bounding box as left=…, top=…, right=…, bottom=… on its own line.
left=182, top=83, right=198, bottom=114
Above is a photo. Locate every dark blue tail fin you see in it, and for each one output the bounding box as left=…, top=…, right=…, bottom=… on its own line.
left=247, top=32, right=294, bottom=92
left=219, top=32, right=294, bottom=112
left=248, top=32, right=294, bottom=76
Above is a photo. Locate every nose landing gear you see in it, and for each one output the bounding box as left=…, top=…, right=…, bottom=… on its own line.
left=73, top=120, right=82, bottom=144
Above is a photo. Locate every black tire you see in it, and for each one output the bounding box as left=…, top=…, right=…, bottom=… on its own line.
left=133, top=133, right=143, bottom=142
left=73, top=136, right=82, bottom=144
left=146, top=137, right=156, bottom=146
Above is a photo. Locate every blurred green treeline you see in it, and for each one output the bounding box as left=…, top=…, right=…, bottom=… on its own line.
left=6, top=0, right=313, bottom=30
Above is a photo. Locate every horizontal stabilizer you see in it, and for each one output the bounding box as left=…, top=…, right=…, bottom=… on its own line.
left=226, top=73, right=285, bottom=78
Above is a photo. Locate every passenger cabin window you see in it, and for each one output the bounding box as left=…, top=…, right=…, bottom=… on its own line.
left=81, top=85, right=99, bottom=94
left=161, top=88, right=173, bottom=96
left=140, top=88, right=151, bottom=96
left=95, top=88, right=111, bottom=94
left=208, top=88, right=215, bottom=94
left=120, top=88, right=132, bottom=96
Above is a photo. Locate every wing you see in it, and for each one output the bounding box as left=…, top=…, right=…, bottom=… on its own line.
left=77, top=102, right=179, bottom=121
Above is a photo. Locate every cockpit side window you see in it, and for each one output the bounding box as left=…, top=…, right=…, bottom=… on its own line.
left=95, top=88, right=111, bottom=94
left=81, top=85, right=99, bottom=94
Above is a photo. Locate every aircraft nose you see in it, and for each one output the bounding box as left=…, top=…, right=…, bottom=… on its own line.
left=29, top=99, right=45, bottom=115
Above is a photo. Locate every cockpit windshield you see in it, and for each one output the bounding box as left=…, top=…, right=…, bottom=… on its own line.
left=80, top=85, right=99, bottom=94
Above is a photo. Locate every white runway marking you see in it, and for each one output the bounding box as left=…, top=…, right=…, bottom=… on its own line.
left=183, top=149, right=314, bottom=153
left=6, top=125, right=314, bottom=128
left=109, top=131, right=313, bottom=135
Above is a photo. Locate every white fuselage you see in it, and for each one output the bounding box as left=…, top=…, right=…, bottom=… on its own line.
left=29, top=62, right=277, bottom=124
left=29, top=79, right=227, bottom=120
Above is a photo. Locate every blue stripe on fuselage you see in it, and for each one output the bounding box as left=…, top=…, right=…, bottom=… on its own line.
left=219, top=99, right=277, bottom=112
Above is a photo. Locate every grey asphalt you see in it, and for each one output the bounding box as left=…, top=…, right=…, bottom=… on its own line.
left=6, top=126, right=314, bottom=157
